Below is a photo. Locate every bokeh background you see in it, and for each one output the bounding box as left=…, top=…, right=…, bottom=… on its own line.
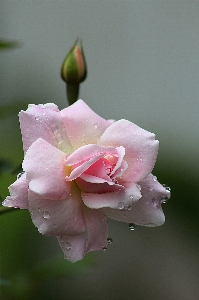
left=1, top=1, right=199, bottom=299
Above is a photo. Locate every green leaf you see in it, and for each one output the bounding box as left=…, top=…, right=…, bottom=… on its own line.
left=0, top=39, right=20, bottom=50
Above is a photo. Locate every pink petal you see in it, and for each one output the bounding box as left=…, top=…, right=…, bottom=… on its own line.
left=19, top=103, right=73, bottom=154
left=103, top=174, right=170, bottom=227
left=2, top=173, right=29, bottom=209
left=65, top=153, right=104, bottom=181
left=99, top=120, right=159, bottom=183
left=76, top=177, right=123, bottom=194
left=28, top=183, right=86, bottom=236
left=23, top=138, right=70, bottom=200
left=57, top=207, right=108, bottom=262
left=60, top=100, right=110, bottom=150
left=82, top=183, right=141, bottom=209
left=65, top=144, right=120, bottom=182
left=65, top=144, right=117, bottom=166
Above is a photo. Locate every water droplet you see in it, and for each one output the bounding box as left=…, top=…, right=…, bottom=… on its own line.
left=152, top=197, right=159, bottom=207
left=136, top=184, right=141, bottom=191
left=35, top=116, right=39, bottom=121
left=17, top=171, right=25, bottom=179
left=163, top=184, right=171, bottom=192
left=161, top=194, right=170, bottom=204
left=42, top=211, right=50, bottom=219
left=42, top=113, right=45, bottom=116
left=102, top=247, right=107, bottom=251
left=94, top=123, right=98, bottom=129
left=139, top=158, right=143, bottom=162
left=38, top=228, right=43, bottom=234
left=85, top=119, right=89, bottom=123
left=149, top=186, right=154, bottom=191
left=38, top=207, right=41, bottom=212
left=126, top=204, right=132, bottom=210
left=64, top=242, right=71, bottom=250
left=153, top=176, right=157, bottom=182
left=107, top=237, right=113, bottom=244
left=129, top=223, right=135, bottom=230
left=118, top=202, right=125, bottom=210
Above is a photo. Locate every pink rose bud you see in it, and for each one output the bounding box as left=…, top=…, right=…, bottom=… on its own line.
left=61, top=40, right=87, bottom=105
left=3, top=100, right=170, bottom=262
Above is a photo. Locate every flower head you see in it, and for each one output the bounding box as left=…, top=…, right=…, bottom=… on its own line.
left=61, top=40, right=87, bottom=84
left=3, top=100, right=170, bottom=262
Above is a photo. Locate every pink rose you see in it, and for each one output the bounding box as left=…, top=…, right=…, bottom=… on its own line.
left=3, top=100, right=170, bottom=262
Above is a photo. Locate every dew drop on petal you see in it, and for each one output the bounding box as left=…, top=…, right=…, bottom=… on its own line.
left=102, top=247, right=107, bottom=251
left=136, top=184, right=141, bottom=191
left=118, top=202, right=125, bottom=210
left=65, top=242, right=71, bottom=250
left=17, top=171, right=25, bottom=179
left=129, top=195, right=134, bottom=200
left=42, top=211, right=50, bottom=219
left=152, top=197, right=159, bottom=207
left=129, top=223, right=135, bottom=230
left=153, top=176, right=157, bottom=182
left=35, top=116, right=39, bottom=121
left=149, top=186, right=154, bottom=191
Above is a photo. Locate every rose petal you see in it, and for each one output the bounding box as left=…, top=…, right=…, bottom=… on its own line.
left=23, top=138, right=71, bottom=200
left=19, top=103, right=73, bottom=153
left=65, top=144, right=120, bottom=181
left=28, top=184, right=86, bottom=236
left=103, top=174, right=170, bottom=227
left=82, top=183, right=141, bottom=209
left=2, top=173, right=29, bottom=209
left=60, top=100, right=110, bottom=150
left=99, top=119, right=159, bottom=183
left=57, top=207, right=108, bottom=262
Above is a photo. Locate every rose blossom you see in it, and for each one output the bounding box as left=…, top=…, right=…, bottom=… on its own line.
left=3, top=100, right=170, bottom=262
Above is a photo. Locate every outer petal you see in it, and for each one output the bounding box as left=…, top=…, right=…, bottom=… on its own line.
left=82, top=183, right=141, bottom=209
left=2, top=173, right=29, bottom=209
left=103, top=174, right=170, bottom=227
left=60, top=100, right=110, bottom=150
left=23, top=138, right=70, bottom=200
left=57, top=207, right=108, bottom=263
left=19, top=103, right=73, bottom=153
left=28, top=183, right=86, bottom=236
left=99, top=120, right=159, bottom=183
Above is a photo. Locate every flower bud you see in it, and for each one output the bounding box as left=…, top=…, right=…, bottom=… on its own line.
left=61, top=40, right=87, bottom=84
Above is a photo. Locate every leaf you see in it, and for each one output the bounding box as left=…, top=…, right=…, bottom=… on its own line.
left=0, top=39, right=20, bottom=50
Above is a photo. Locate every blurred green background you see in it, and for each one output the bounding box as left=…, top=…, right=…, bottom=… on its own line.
left=1, top=1, right=199, bottom=299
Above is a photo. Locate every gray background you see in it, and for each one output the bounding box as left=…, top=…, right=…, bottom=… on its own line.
left=1, top=1, right=199, bottom=300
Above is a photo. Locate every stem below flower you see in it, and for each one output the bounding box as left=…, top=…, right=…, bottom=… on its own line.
left=66, top=82, right=79, bottom=106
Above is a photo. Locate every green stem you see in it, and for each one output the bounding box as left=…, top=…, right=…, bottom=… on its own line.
left=0, top=206, right=19, bottom=215
left=66, top=82, right=79, bottom=106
